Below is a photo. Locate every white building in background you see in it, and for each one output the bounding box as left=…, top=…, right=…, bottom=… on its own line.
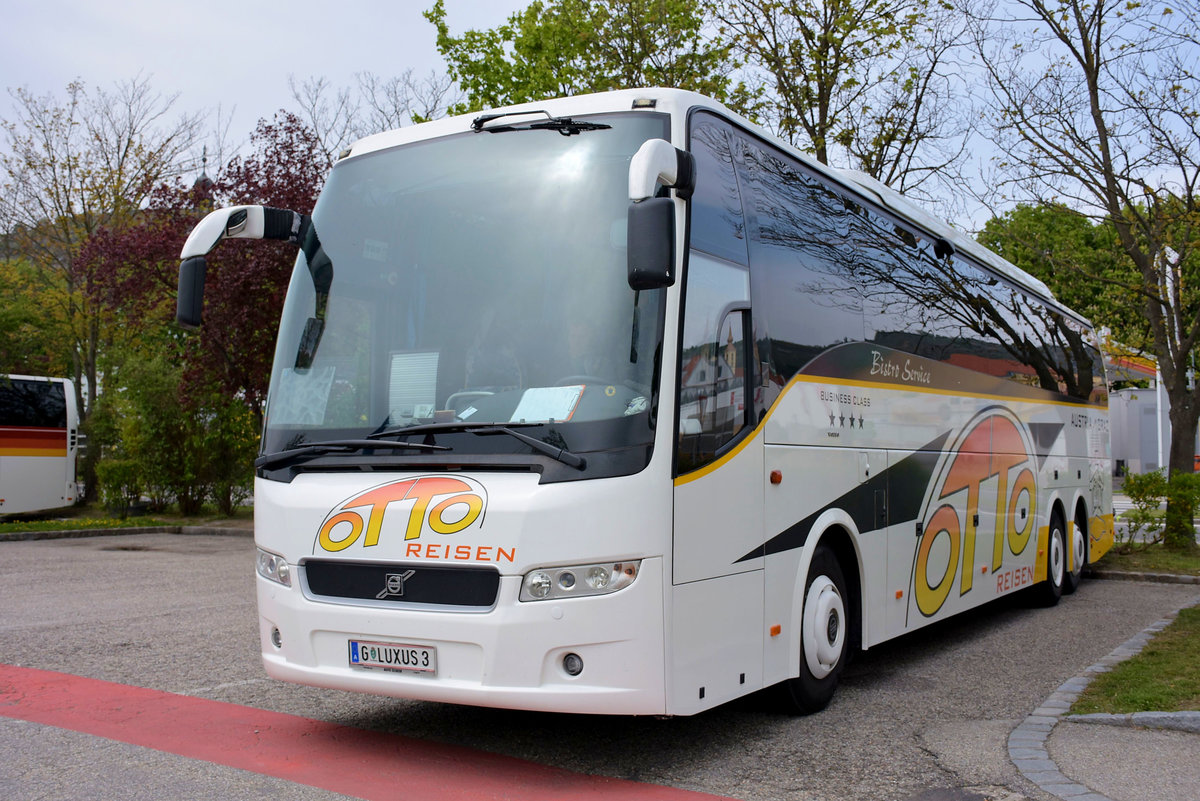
left=1104, top=347, right=1197, bottom=475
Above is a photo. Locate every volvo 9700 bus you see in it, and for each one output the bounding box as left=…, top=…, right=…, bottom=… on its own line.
left=176, top=89, right=1113, bottom=715
left=0, top=375, right=79, bottom=516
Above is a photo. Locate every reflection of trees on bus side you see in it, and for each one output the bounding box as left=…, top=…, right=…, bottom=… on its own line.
left=738, top=137, right=1101, bottom=403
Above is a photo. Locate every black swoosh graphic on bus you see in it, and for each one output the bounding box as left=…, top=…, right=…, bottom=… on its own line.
left=734, top=430, right=951, bottom=564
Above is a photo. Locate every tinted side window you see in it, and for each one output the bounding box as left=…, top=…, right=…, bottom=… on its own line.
left=688, top=114, right=749, bottom=265
left=741, top=142, right=863, bottom=386
left=677, top=254, right=751, bottom=473
left=859, top=221, right=1103, bottom=404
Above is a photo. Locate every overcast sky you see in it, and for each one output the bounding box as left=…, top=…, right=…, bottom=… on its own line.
left=2, top=0, right=529, bottom=154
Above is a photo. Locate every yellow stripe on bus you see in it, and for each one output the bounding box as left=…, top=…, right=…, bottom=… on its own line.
left=0, top=448, right=67, bottom=457
left=675, top=373, right=1106, bottom=486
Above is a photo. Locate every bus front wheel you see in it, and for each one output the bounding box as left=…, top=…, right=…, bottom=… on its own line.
left=777, top=544, right=847, bottom=714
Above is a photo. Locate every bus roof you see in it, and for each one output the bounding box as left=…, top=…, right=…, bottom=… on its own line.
left=342, top=88, right=1077, bottom=324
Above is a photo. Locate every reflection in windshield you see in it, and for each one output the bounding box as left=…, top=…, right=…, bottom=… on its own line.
left=261, top=114, right=668, bottom=467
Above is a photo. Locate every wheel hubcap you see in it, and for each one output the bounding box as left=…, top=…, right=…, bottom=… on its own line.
left=804, top=576, right=845, bottom=679
left=1050, top=528, right=1064, bottom=586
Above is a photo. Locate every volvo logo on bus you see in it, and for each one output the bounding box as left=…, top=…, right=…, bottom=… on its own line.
left=376, top=569, right=417, bottom=599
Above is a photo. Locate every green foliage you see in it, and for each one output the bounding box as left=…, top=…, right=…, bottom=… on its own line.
left=95, top=355, right=256, bottom=517
left=1119, top=470, right=1200, bottom=553
left=201, top=396, right=259, bottom=516
left=1119, top=469, right=1170, bottom=551
left=95, top=458, right=142, bottom=519
left=0, top=258, right=73, bottom=376
left=977, top=204, right=1144, bottom=350
left=425, top=0, right=734, bottom=114
left=709, top=0, right=933, bottom=167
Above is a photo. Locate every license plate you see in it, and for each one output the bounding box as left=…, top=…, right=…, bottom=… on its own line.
left=348, top=639, right=437, bottom=675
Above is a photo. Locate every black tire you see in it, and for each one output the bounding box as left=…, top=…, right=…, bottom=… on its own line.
left=1063, top=512, right=1088, bottom=595
left=777, top=544, right=849, bottom=714
left=1033, top=512, right=1066, bottom=607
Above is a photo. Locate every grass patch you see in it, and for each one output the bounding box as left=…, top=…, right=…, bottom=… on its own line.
left=0, top=503, right=251, bottom=533
left=1071, top=607, right=1200, bottom=714
left=1094, top=546, right=1200, bottom=576
left=0, top=515, right=171, bottom=533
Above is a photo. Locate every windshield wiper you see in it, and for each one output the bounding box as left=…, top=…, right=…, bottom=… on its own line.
left=255, top=439, right=450, bottom=470
left=368, top=422, right=586, bottom=470
left=471, top=111, right=611, bottom=137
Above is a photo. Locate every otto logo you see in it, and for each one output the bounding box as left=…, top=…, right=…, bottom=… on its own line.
left=914, top=408, right=1037, bottom=617
left=317, top=476, right=487, bottom=553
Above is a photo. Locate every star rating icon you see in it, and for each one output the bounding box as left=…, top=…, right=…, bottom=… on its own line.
left=828, top=411, right=867, bottom=429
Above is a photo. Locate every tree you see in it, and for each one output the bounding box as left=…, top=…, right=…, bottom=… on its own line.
left=0, top=256, right=73, bottom=376
left=977, top=204, right=1142, bottom=347
left=84, top=112, right=326, bottom=423
left=289, top=70, right=460, bottom=164
left=0, top=77, right=201, bottom=498
left=196, top=112, right=326, bottom=419
left=81, top=112, right=325, bottom=515
left=0, top=78, right=201, bottom=411
left=969, top=0, right=1200, bottom=549
left=709, top=0, right=972, bottom=200
left=425, top=0, right=735, bottom=113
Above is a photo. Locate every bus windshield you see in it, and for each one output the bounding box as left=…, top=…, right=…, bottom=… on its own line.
left=261, top=113, right=668, bottom=475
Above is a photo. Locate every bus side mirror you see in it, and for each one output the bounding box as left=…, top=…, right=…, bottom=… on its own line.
left=628, top=198, right=675, bottom=290
left=626, top=139, right=692, bottom=291
left=175, top=205, right=309, bottom=329
left=177, top=256, right=207, bottom=329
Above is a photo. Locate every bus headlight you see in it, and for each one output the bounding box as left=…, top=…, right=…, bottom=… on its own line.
left=520, top=561, right=639, bottom=601
left=256, top=548, right=292, bottom=587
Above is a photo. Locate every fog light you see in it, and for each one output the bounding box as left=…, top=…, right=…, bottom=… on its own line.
left=563, top=653, right=584, bottom=676
left=558, top=571, right=576, bottom=590
left=270, top=626, right=283, bottom=649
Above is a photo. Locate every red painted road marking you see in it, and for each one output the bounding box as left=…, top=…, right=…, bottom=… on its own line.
left=0, top=664, right=733, bottom=801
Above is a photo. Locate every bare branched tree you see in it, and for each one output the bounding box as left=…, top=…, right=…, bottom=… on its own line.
left=288, top=70, right=462, bottom=165
left=709, top=0, right=974, bottom=209
left=0, top=76, right=201, bottom=498
left=969, top=0, right=1200, bottom=546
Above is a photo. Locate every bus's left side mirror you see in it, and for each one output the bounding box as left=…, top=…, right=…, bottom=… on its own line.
left=628, top=198, right=675, bottom=290
left=177, top=256, right=207, bottom=329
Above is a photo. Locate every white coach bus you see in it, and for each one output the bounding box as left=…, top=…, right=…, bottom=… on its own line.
left=0, top=375, right=79, bottom=515
left=177, top=89, right=1113, bottom=715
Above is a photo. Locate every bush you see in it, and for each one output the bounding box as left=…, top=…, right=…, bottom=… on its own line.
left=1120, top=470, right=1200, bottom=553
left=96, top=458, right=141, bottom=519
left=94, top=354, right=256, bottom=518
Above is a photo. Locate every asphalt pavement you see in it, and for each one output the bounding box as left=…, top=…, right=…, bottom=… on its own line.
left=1, top=515, right=1198, bottom=801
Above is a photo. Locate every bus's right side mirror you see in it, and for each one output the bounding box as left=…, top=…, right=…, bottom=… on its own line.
left=626, top=138, right=692, bottom=291
left=628, top=197, right=676, bottom=290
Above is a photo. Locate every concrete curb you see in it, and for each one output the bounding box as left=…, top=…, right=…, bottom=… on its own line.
left=1062, top=710, right=1200, bottom=735
left=1085, top=568, right=1200, bottom=585
left=0, top=525, right=253, bottom=542
left=1007, top=595, right=1200, bottom=801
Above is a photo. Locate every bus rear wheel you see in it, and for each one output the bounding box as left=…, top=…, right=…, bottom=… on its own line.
left=1063, top=513, right=1088, bottom=595
left=777, top=544, right=848, bottom=714
left=1033, top=512, right=1066, bottom=607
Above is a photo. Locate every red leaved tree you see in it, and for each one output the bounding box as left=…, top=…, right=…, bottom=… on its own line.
left=188, top=112, right=327, bottom=418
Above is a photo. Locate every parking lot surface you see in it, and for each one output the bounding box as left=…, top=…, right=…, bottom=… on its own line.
left=1, top=532, right=1196, bottom=801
